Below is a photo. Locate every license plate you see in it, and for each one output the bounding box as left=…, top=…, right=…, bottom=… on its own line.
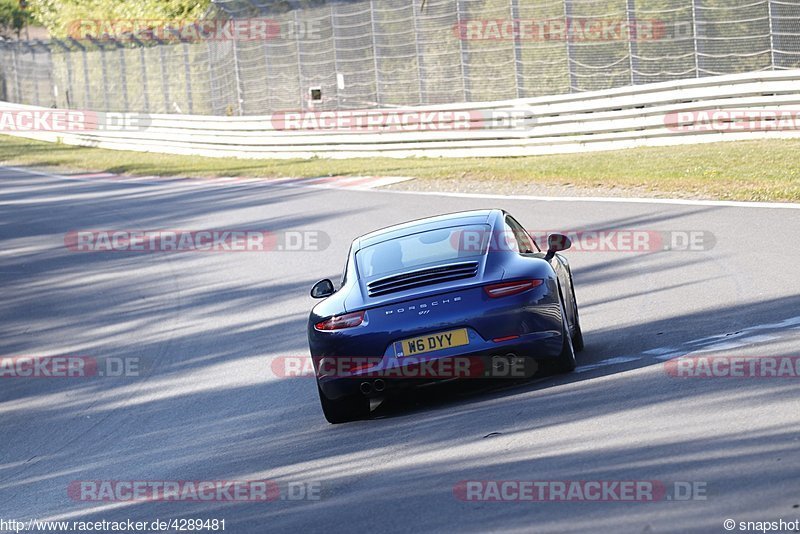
left=394, top=328, right=469, bottom=357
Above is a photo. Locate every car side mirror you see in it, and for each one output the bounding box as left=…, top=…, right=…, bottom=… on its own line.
left=310, top=279, right=335, bottom=298
left=544, top=233, right=571, bottom=261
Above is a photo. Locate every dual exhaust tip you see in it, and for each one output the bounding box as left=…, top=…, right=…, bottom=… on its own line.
left=360, top=379, right=386, bottom=395
left=494, top=353, right=519, bottom=371
left=358, top=354, right=519, bottom=395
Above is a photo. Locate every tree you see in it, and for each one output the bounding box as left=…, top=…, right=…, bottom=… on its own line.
left=25, top=0, right=212, bottom=38
left=0, top=0, right=32, bottom=39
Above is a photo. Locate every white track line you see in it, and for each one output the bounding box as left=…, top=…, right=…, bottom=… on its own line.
left=369, top=187, right=800, bottom=210
left=5, top=165, right=799, bottom=209
left=578, top=314, right=800, bottom=373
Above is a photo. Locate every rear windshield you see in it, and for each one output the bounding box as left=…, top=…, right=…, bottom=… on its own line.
left=356, top=224, right=490, bottom=279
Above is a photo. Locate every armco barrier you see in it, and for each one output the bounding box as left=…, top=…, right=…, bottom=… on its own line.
left=2, top=70, right=800, bottom=159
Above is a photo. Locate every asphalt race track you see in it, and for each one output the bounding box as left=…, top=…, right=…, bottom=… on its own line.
left=1, top=165, right=799, bottom=533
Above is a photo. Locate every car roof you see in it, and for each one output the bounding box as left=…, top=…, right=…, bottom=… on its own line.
left=355, top=209, right=499, bottom=250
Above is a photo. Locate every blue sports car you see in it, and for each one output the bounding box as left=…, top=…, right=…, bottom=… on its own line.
left=308, top=209, right=583, bottom=423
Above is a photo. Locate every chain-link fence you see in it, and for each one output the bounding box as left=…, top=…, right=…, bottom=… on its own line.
left=1, top=0, right=799, bottom=115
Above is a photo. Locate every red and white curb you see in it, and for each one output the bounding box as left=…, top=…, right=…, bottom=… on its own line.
left=65, top=172, right=414, bottom=190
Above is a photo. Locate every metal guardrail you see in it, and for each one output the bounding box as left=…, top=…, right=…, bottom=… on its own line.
left=2, top=70, right=800, bottom=159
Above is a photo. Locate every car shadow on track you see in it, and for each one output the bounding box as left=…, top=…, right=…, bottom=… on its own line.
left=363, top=292, right=800, bottom=422
left=3, top=170, right=799, bottom=532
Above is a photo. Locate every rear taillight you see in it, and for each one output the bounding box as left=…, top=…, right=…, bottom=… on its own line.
left=484, top=279, right=543, bottom=298
left=315, top=311, right=365, bottom=331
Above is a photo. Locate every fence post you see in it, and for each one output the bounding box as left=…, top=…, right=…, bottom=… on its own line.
left=330, top=2, right=342, bottom=109
left=412, top=0, right=426, bottom=105
left=509, top=0, right=523, bottom=98
left=231, top=38, right=244, bottom=115
left=626, top=0, right=639, bottom=85
left=182, top=42, right=194, bottom=114
left=167, top=29, right=194, bottom=115
left=53, top=39, right=74, bottom=108
left=767, top=0, right=776, bottom=69
left=690, top=0, right=701, bottom=77
left=207, top=41, right=219, bottom=115
left=101, top=44, right=110, bottom=110
left=91, top=38, right=110, bottom=110
left=39, top=40, right=57, bottom=107
left=116, top=40, right=130, bottom=112
left=563, top=0, right=577, bottom=91
left=24, top=43, right=42, bottom=105
left=455, top=0, right=470, bottom=101
left=65, top=44, right=74, bottom=108
left=166, top=28, right=194, bottom=115
left=293, top=10, right=306, bottom=111
left=131, top=37, right=150, bottom=112
left=368, top=0, right=382, bottom=106
left=69, top=38, right=92, bottom=109
left=88, top=37, right=111, bottom=110
left=11, top=44, right=22, bottom=102
left=260, top=38, right=272, bottom=114
left=158, top=40, right=171, bottom=112
left=0, top=45, right=7, bottom=102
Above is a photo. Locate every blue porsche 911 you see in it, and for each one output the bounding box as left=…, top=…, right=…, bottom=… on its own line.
left=307, top=209, right=583, bottom=423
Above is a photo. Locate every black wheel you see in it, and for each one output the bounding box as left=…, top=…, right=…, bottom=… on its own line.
left=317, top=382, right=369, bottom=424
left=569, top=281, right=585, bottom=353
left=542, top=292, right=577, bottom=375
left=565, top=266, right=584, bottom=353
left=554, top=306, right=577, bottom=373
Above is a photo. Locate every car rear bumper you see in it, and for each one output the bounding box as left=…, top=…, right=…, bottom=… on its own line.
left=311, top=281, right=566, bottom=400
left=317, top=330, right=563, bottom=400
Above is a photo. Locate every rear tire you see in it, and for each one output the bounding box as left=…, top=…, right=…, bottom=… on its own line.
left=570, top=294, right=584, bottom=353
left=568, top=269, right=584, bottom=353
left=317, top=383, right=369, bottom=424
left=543, top=294, right=576, bottom=375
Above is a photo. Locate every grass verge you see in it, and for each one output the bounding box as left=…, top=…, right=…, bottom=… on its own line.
left=1, top=134, right=799, bottom=202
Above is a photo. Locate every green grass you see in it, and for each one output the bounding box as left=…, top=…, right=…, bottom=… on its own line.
left=1, top=134, right=799, bottom=202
